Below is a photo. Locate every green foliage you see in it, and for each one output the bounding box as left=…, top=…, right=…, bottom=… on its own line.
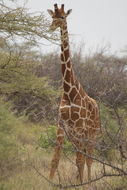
left=38, top=125, right=56, bottom=149
left=0, top=41, right=59, bottom=122
left=100, top=104, right=119, bottom=132
left=98, top=104, right=121, bottom=161
left=38, top=125, right=72, bottom=153
left=0, top=99, right=20, bottom=178
left=0, top=0, right=59, bottom=123
left=0, top=0, right=58, bottom=43
left=0, top=65, right=55, bottom=97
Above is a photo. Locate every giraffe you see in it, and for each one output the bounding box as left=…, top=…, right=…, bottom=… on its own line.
left=47, top=4, right=100, bottom=183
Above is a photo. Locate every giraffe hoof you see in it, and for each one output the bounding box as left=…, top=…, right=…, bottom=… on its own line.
left=76, top=174, right=83, bottom=184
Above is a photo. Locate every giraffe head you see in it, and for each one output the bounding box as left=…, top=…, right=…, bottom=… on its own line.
left=47, top=4, right=72, bottom=31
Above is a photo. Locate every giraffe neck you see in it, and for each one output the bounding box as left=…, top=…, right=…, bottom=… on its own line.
left=60, top=21, right=75, bottom=96
left=60, top=22, right=87, bottom=102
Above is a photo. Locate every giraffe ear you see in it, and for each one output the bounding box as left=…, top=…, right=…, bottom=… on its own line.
left=66, top=9, right=72, bottom=16
left=47, top=9, right=54, bottom=17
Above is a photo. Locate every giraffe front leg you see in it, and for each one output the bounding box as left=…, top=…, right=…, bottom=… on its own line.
left=49, top=124, right=65, bottom=180
left=75, top=146, right=85, bottom=184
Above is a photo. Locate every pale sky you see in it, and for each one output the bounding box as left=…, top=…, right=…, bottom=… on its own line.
left=25, top=0, right=127, bottom=55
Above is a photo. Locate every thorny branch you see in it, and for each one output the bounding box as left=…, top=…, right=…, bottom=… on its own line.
left=0, top=1, right=59, bottom=43
left=31, top=163, right=126, bottom=189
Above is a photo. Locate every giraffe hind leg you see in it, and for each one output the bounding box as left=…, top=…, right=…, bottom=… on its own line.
left=86, top=141, right=94, bottom=181
left=49, top=124, right=65, bottom=180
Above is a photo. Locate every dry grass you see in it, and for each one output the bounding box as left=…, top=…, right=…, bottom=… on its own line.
left=1, top=122, right=127, bottom=190
left=2, top=147, right=104, bottom=189
left=1, top=145, right=127, bottom=190
left=0, top=143, right=98, bottom=190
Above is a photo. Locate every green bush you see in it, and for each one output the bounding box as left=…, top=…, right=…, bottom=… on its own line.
left=0, top=61, right=59, bottom=122
left=0, top=99, right=20, bottom=178
left=38, top=125, right=56, bottom=149
left=0, top=42, right=59, bottom=123
left=38, top=125, right=72, bottom=153
left=98, top=104, right=121, bottom=161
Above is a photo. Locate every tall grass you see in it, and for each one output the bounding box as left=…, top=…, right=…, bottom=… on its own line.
left=0, top=99, right=127, bottom=190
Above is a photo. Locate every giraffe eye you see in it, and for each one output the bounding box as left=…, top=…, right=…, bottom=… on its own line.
left=61, top=16, right=64, bottom=19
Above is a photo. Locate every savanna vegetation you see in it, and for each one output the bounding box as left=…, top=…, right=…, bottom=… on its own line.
left=0, top=1, right=127, bottom=190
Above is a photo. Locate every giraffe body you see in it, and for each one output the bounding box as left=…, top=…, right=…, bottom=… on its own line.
left=47, top=4, right=100, bottom=182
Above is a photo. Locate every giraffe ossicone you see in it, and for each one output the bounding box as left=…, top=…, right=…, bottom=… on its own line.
left=47, top=4, right=101, bottom=183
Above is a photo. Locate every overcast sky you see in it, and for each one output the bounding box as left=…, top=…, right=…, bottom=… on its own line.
left=25, top=0, right=127, bottom=55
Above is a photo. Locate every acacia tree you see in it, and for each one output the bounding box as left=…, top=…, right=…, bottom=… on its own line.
left=0, top=0, right=59, bottom=122
left=0, top=0, right=58, bottom=43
